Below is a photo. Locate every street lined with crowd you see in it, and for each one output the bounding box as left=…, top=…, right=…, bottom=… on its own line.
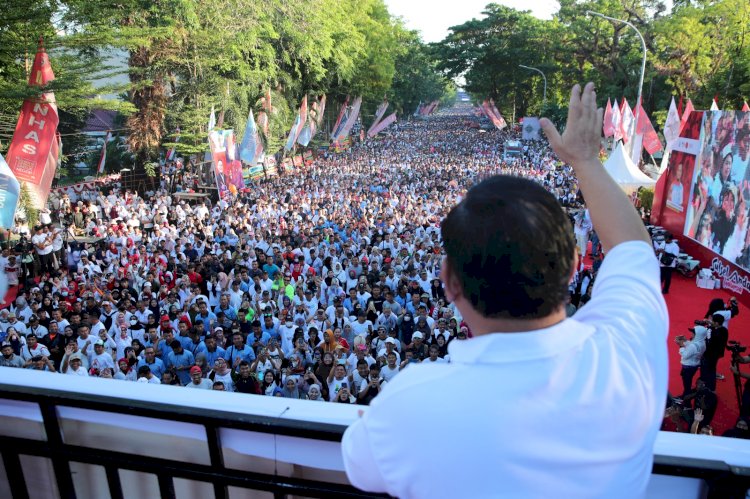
left=1, top=105, right=588, bottom=404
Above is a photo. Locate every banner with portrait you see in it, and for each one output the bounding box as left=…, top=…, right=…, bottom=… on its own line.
left=208, top=130, right=244, bottom=199
left=521, top=117, right=542, bottom=141
left=683, top=110, right=750, bottom=270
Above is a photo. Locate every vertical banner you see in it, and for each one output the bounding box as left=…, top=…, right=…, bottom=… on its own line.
left=368, top=113, right=397, bottom=136
left=208, top=130, right=243, bottom=199
left=521, top=117, right=541, bottom=140
left=5, top=42, right=59, bottom=209
left=97, top=130, right=112, bottom=174
left=367, top=100, right=389, bottom=138
left=239, top=110, right=258, bottom=164
left=336, top=96, right=362, bottom=142
left=331, top=96, right=350, bottom=141
left=166, top=127, right=180, bottom=161
left=0, top=153, right=20, bottom=229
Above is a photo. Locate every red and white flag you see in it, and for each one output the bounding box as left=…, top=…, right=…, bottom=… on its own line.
left=5, top=40, right=59, bottom=209
left=603, top=98, right=614, bottom=137
left=369, top=112, right=396, bottom=136
left=742, top=101, right=749, bottom=112
left=97, top=130, right=112, bottom=174
left=710, top=98, right=719, bottom=111
left=611, top=99, right=622, bottom=142
left=662, top=97, right=681, bottom=146
left=166, top=127, right=180, bottom=161
left=680, top=99, right=694, bottom=134
left=635, top=104, right=662, bottom=155
left=620, top=98, right=636, bottom=144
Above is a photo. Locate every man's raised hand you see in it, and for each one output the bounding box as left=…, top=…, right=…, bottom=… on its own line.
left=540, top=82, right=603, bottom=166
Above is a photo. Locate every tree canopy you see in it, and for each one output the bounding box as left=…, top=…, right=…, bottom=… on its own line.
left=433, top=0, right=750, bottom=126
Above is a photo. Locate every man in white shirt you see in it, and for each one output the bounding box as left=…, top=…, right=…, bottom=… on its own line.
left=342, top=83, right=668, bottom=498
left=654, top=233, right=679, bottom=294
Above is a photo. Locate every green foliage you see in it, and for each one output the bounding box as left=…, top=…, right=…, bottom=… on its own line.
left=639, top=188, right=654, bottom=212
left=434, top=0, right=750, bottom=125
left=18, top=183, right=38, bottom=229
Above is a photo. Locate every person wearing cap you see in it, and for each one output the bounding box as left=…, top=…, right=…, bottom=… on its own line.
left=21, top=333, right=51, bottom=364
left=166, top=339, right=195, bottom=385
left=186, top=365, right=212, bottom=389
left=0, top=342, right=24, bottom=368
left=342, top=84, right=669, bottom=498
left=89, top=338, right=117, bottom=375
left=62, top=348, right=90, bottom=376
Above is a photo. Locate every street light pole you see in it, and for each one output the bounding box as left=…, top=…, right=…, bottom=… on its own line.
left=518, top=65, right=547, bottom=110
left=586, top=10, right=647, bottom=148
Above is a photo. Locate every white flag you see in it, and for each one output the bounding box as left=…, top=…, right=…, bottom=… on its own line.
left=663, top=97, right=681, bottom=146
left=710, top=98, right=719, bottom=111
left=611, top=99, right=622, bottom=142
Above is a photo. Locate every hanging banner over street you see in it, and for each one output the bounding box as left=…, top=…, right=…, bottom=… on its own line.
left=5, top=41, right=59, bottom=209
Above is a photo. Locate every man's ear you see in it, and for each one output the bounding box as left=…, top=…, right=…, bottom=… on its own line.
left=441, top=256, right=463, bottom=303
left=569, top=251, right=580, bottom=284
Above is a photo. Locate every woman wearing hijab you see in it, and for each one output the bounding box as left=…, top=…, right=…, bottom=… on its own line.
left=307, top=383, right=324, bottom=401
left=208, top=357, right=234, bottom=392
left=398, top=311, right=415, bottom=346
left=261, top=370, right=280, bottom=396
left=281, top=377, right=306, bottom=399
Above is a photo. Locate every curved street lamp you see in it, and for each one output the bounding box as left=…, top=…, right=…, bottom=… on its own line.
left=518, top=64, right=547, bottom=110
left=586, top=10, right=647, bottom=146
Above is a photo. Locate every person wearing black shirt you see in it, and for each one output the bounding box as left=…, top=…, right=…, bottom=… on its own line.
left=682, top=379, right=718, bottom=431
left=701, top=313, right=729, bottom=390
left=232, top=361, right=261, bottom=394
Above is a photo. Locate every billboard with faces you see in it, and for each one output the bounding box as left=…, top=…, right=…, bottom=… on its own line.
left=682, top=111, right=750, bottom=269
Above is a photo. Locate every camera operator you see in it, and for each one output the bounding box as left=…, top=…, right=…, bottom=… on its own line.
left=729, top=346, right=750, bottom=417
left=700, top=313, right=729, bottom=390
left=675, top=324, right=708, bottom=397
left=654, top=232, right=679, bottom=294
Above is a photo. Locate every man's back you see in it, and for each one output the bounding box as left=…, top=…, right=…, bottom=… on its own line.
left=342, top=241, right=668, bottom=498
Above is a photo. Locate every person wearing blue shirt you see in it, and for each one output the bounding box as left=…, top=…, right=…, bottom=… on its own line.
left=195, top=302, right=217, bottom=330
left=137, top=346, right=166, bottom=379
left=196, top=334, right=227, bottom=367
left=214, top=295, right=238, bottom=322
left=262, top=262, right=281, bottom=280
left=165, top=340, right=195, bottom=385
left=225, top=332, right=256, bottom=371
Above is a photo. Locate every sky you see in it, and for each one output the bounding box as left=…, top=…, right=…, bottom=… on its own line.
left=383, top=0, right=561, bottom=43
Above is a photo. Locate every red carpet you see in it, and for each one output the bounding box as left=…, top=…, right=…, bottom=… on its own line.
left=663, top=271, right=748, bottom=435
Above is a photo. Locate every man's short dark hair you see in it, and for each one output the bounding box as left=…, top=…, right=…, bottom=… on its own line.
left=711, top=313, right=725, bottom=326
left=441, top=175, right=575, bottom=319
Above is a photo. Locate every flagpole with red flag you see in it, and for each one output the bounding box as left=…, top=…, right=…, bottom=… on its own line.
left=4, top=38, right=60, bottom=209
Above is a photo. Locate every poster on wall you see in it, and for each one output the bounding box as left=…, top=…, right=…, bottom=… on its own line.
left=683, top=111, right=750, bottom=268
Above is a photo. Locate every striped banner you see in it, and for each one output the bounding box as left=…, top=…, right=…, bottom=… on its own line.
left=97, top=130, right=111, bottom=174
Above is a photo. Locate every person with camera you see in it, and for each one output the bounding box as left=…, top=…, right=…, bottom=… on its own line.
left=675, top=324, right=708, bottom=397
left=700, top=313, right=729, bottom=390
left=654, top=232, right=679, bottom=294
left=357, top=363, right=385, bottom=405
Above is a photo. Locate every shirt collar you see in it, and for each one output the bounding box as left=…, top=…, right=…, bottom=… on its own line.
left=448, top=319, right=595, bottom=364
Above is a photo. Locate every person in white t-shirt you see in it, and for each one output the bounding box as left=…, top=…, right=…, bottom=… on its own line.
left=342, top=83, right=668, bottom=498
left=653, top=232, right=679, bottom=294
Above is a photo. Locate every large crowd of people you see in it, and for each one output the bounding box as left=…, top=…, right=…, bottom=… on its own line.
left=0, top=103, right=745, bottom=438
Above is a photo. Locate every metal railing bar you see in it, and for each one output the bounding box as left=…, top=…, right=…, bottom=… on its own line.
left=105, top=466, right=124, bottom=499
left=206, top=424, right=228, bottom=499
left=1, top=450, right=30, bottom=499
left=0, top=388, right=347, bottom=442
left=157, top=474, right=176, bottom=499
left=0, top=436, right=387, bottom=498
left=38, top=401, right=76, bottom=499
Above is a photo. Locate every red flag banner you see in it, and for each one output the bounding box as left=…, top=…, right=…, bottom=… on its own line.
left=5, top=42, right=59, bottom=208
left=680, top=99, right=694, bottom=135
left=635, top=104, right=663, bottom=155
left=742, top=101, right=749, bottom=112
left=369, top=112, right=396, bottom=136
left=603, top=99, right=614, bottom=137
